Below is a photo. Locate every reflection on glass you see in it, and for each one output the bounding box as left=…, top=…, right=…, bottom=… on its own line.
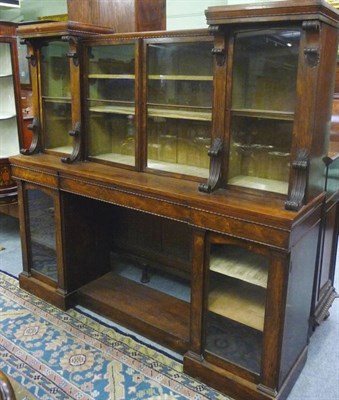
left=17, top=38, right=30, bottom=85
left=27, top=189, right=57, bottom=281
left=228, top=29, right=300, bottom=194
left=43, top=100, right=72, bottom=151
left=0, top=43, right=19, bottom=158
left=232, top=29, right=300, bottom=112
left=205, top=244, right=269, bottom=373
left=87, top=44, right=136, bottom=166
left=40, top=41, right=72, bottom=154
left=41, top=41, right=70, bottom=98
left=146, top=41, right=213, bottom=178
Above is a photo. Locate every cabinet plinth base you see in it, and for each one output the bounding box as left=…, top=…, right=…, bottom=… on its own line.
left=76, top=271, right=190, bottom=354
left=312, top=284, right=338, bottom=328
left=183, top=348, right=308, bottom=400
left=19, top=273, right=75, bottom=311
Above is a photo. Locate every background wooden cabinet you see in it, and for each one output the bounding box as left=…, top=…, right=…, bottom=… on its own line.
left=0, top=22, right=22, bottom=204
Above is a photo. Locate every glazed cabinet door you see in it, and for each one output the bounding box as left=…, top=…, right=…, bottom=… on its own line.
left=22, top=37, right=80, bottom=162
left=17, top=182, right=68, bottom=309
left=143, top=35, right=214, bottom=179
left=83, top=39, right=138, bottom=168
left=227, top=28, right=300, bottom=196
left=204, top=238, right=270, bottom=375
left=202, top=234, right=288, bottom=384
left=187, top=231, right=290, bottom=395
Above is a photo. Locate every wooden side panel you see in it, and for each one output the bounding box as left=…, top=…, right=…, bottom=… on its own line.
left=67, top=0, right=166, bottom=32
left=62, top=192, right=112, bottom=292
left=279, top=219, right=321, bottom=386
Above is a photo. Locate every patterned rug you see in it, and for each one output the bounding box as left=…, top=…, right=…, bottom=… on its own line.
left=0, top=271, right=230, bottom=400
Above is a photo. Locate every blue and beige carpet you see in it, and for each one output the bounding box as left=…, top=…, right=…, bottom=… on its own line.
left=0, top=271, right=230, bottom=400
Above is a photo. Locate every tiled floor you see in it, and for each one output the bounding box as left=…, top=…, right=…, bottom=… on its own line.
left=0, top=212, right=338, bottom=400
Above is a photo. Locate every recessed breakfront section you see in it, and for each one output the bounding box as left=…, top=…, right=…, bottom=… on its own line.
left=82, top=31, right=214, bottom=179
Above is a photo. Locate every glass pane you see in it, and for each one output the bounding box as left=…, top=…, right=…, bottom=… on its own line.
left=0, top=43, right=19, bottom=158
left=41, top=41, right=70, bottom=98
left=205, top=244, right=269, bottom=374
left=27, top=189, right=57, bottom=281
left=40, top=41, right=72, bottom=154
left=43, top=99, right=72, bottom=151
left=232, top=29, right=300, bottom=112
left=147, top=41, right=213, bottom=178
left=228, top=29, right=300, bottom=194
left=87, top=44, right=136, bottom=166
left=228, top=117, right=292, bottom=194
left=17, top=38, right=30, bottom=85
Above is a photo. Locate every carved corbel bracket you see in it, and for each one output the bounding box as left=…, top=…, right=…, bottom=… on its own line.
left=199, top=137, right=223, bottom=193
left=62, top=35, right=80, bottom=66
left=302, top=20, right=320, bottom=68
left=304, top=47, right=320, bottom=68
left=209, top=25, right=226, bottom=67
left=61, top=121, right=81, bottom=164
left=21, top=39, right=37, bottom=67
left=25, top=53, right=37, bottom=67
left=20, top=117, right=41, bottom=155
left=211, top=47, right=226, bottom=67
left=285, top=148, right=310, bottom=211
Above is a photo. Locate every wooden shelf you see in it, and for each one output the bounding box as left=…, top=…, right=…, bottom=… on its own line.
left=42, top=97, right=71, bottom=103
left=46, top=145, right=73, bottom=154
left=149, top=107, right=212, bottom=121
left=208, top=275, right=266, bottom=331
left=228, top=175, right=289, bottom=195
left=89, top=74, right=135, bottom=80
left=148, top=74, right=212, bottom=81
left=232, top=108, right=294, bottom=121
left=148, top=159, right=209, bottom=178
left=89, top=154, right=209, bottom=178
left=210, top=245, right=268, bottom=288
left=88, top=74, right=212, bottom=81
left=0, top=112, right=16, bottom=120
left=89, top=104, right=212, bottom=121
left=77, top=271, right=190, bottom=353
left=90, top=152, right=135, bottom=166
left=89, top=105, right=135, bottom=115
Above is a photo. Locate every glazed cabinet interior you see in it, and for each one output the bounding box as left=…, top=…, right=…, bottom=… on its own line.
left=18, top=21, right=114, bottom=162
left=226, top=28, right=299, bottom=195
left=83, top=33, right=213, bottom=178
left=0, top=22, right=21, bottom=203
left=11, top=2, right=339, bottom=400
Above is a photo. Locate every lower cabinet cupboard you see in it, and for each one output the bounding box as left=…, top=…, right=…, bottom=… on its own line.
left=186, top=226, right=321, bottom=400
left=10, top=153, right=325, bottom=400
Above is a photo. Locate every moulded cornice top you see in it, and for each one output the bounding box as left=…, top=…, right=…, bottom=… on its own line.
left=205, top=0, right=339, bottom=28
left=16, top=20, right=114, bottom=39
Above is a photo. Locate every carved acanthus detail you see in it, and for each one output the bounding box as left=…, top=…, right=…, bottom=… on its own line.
left=61, top=121, right=81, bottom=164
left=21, top=117, right=41, bottom=155
left=199, top=137, right=223, bottom=193
left=285, top=148, right=309, bottom=211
